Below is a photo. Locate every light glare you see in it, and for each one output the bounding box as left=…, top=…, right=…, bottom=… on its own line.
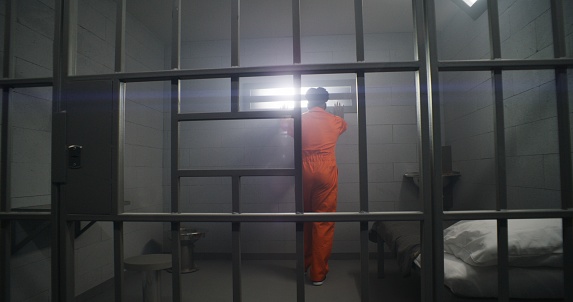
left=462, top=0, right=478, bottom=7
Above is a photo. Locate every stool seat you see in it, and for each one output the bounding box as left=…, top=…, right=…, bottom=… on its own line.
left=124, top=254, right=172, bottom=271
left=124, top=254, right=172, bottom=302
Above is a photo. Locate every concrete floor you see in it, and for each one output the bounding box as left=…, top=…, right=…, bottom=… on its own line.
left=79, top=258, right=423, bottom=302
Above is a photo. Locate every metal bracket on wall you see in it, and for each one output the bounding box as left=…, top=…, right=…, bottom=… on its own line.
left=74, top=221, right=97, bottom=238
left=11, top=221, right=50, bottom=254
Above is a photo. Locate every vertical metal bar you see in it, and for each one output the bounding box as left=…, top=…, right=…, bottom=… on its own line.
left=292, top=0, right=301, bottom=64
left=170, top=76, right=182, bottom=301
left=113, top=222, right=124, bottom=302
left=550, top=2, right=573, bottom=301
left=169, top=3, right=183, bottom=300
left=114, top=0, right=126, bottom=73
left=171, top=79, right=180, bottom=213
left=232, top=222, right=242, bottom=302
left=293, top=74, right=305, bottom=302
left=487, top=1, right=509, bottom=301
left=357, top=72, right=368, bottom=212
left=231, top=0, right=240, bottom=67
left=66, top=0, right=78, bottom=76
left=232, top=176, right=241, bottom=214
left=232, top=176, right=242, bottom=302
left=231, top=77, right=240, bottom=113
left=51, top=0, right=63, bottom=298
left=354, top=0, right=365, bottom=62
left=112, top=78, right=126, bottom=300
left=359, top=221, right=369, bottom=302
left=487, top=0, right=502, bottom=59
left=563, top=218, right=573, bottom=302
left=171, top=0, right=181, bottom=70
left=356, top=71, right=369, bottom=301
left=171, top=221, right=181, bottom=302
left=2, top=0, right=14, bottom=78
left=52, top=0, right=75, bottom=301
left=493, top=67, right=509, bottom=302
left=423, top=0, right=445, bottom=301
left=114, top=80, right=125, bottom=214
left=550, top=0, right=567, bottom=59
left=295, top=223, right=305, bottom=302
left=1, top=88, right=9, bottom=211
left=60, top=221, right=75, bottom=302
left=412, top=0, right=433, bottom=300
left=0, top=219, right=9, bottom=302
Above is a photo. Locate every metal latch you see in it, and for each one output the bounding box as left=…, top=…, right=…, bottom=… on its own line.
left=68, top=145, right=82, bottom=169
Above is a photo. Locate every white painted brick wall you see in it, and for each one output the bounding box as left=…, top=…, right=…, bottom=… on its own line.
left=441, top=1, right=564, bottom=210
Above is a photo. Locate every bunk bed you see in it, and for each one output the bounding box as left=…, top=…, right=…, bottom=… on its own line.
left=369, top=219, right=564, bottom=300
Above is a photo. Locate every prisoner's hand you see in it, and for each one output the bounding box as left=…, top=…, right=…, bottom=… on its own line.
left=333, top=102, right=345, bottom=118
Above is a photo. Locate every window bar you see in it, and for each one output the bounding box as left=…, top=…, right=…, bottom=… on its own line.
left=423, top=0, right=445, bottom=301
left=356, top=71, right=369, bottom=302
left=354, top=0, right=365, bottom=62
left=293, top=74, right=305, bottom=302
left=550, top=1, right=573, bottom=301
left=486, top=1, right=509, bottom=301
left=292, top=0, right=301, bottom=64
left=114, top=0, right=126, bottom=73
left=232, top=176, right=242, bottom=302
left=231, top=0, right=240, bottom=67
left=412, top=0, right=433, bottom=300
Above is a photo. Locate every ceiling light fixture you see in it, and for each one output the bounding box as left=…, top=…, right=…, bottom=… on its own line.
left=451, top=0, right=487, bottom=20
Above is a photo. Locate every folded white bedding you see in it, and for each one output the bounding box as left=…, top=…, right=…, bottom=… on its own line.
left=428, top=253, right=564, bottom=299
left=443, top=219, right=563, bottom=267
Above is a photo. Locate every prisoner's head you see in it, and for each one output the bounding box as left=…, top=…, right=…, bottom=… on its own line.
left=306, top=87, right=329, bottom=109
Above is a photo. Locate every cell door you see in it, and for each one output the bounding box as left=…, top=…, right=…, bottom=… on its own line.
left=63, top=80, right=117, bottom=215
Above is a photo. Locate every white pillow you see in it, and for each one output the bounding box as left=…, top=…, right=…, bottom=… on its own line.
left=443, top=219, right=563, bottom=267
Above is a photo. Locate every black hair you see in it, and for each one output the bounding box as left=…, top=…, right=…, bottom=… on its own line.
left=305, top=87, right=329, bottom=108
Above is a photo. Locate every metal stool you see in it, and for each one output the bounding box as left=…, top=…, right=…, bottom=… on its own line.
left=124, top=254, right=172, bottom=302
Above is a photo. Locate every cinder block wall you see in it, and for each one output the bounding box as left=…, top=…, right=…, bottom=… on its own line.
left=178, top=33, right=419, bottom=255
left=7, top=0, right=169, bottom=300
left=440, top=0, right=572, bottom=210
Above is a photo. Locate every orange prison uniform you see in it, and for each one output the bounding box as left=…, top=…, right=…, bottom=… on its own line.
left=300, top=107, right=347, bottom=282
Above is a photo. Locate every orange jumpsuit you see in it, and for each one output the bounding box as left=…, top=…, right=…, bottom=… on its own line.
left=299, top=107, right=347, bottom=282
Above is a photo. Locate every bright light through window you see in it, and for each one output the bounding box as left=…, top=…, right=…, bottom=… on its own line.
left=248, top=86, right=353, bottom=110
left=462, top=0, right=478, bottom=7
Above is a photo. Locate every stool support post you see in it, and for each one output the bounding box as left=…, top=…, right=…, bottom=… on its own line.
left=143, top=270, right=161, bottom=302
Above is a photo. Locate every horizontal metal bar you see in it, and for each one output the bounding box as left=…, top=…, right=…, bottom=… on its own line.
left=0, top=212, right=52, bottom=220
left=66, top=211, right=426, bottom=222
left=8, top=209, right=572, bottom=222
left=444, top=209, right=573, bottom=220
left=178, top=110, right=295, bottom=122
left=439, top=58, right=573, bottom=71
left=60, top=61, right=422, bottom=83
left=178, top=169, right=295, bottom=178
left=0, top=78, right=53, bottom=88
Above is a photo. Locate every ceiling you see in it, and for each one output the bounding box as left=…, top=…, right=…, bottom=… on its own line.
left=126, top=0, right=460, bottom=43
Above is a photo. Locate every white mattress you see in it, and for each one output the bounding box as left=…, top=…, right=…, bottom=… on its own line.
left=414, top=254, right=564, bottom=299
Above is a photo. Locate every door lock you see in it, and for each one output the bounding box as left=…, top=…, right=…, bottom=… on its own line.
left=68, top=145, right=82, bottom=169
